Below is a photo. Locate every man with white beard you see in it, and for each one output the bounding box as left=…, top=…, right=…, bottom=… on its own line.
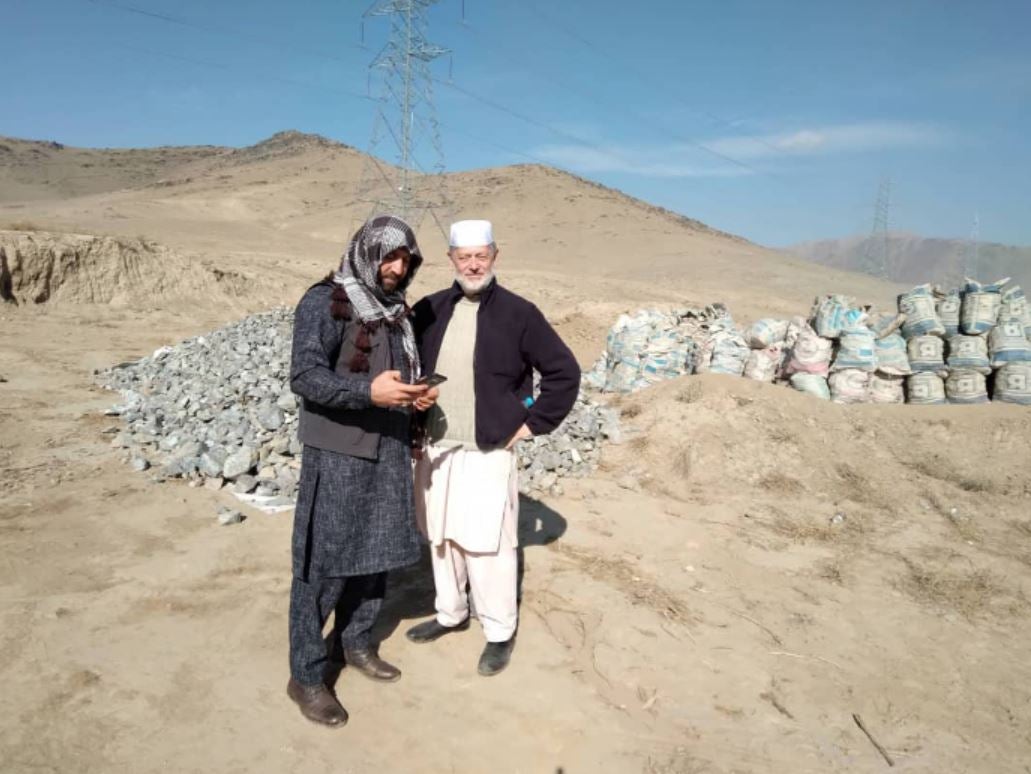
left=407, top=219, right=580, bottom=675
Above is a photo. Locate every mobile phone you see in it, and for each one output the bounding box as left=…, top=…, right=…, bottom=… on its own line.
left=416, top=372, right=448, bottom=387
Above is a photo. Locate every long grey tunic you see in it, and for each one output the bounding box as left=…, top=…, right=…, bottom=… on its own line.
left=289, top=286, right=421, bottom=581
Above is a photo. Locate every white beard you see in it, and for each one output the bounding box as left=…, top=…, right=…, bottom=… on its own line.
left=455, top=270, right=494, bottom=296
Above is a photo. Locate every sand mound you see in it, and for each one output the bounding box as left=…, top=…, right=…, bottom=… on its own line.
left=610, top=373, right=1031, bottom=506
left=603, top=374, right=1031, bottom=623
left=0, top=229, right=259, bottom=306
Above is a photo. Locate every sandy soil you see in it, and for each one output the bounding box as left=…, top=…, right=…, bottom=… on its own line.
left=2, top=133, right=1031, bottom=773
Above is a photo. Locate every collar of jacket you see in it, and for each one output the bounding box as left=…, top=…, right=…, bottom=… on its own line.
left=446, top=276, right=498, bottom=306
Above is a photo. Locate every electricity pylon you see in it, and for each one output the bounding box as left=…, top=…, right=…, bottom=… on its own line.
left=354, top=0, right=453, bottom=237
left=861, top=178, right=892, bottom=280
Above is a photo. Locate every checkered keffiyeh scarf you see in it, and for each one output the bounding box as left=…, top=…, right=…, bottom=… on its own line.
left=334, top=214, right=423, bottom=380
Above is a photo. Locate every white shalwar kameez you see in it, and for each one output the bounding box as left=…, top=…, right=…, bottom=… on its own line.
left=414, top=444, right=519, bottom=642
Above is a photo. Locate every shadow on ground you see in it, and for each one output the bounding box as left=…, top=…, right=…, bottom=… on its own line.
left=370, top=494, right=568, bottom=643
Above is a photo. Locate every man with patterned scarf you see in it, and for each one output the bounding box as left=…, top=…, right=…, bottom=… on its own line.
left=286, top=214, right=435, bottom=727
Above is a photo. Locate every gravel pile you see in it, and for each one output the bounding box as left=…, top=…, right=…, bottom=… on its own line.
left=98, top=309, right=618, bottom=503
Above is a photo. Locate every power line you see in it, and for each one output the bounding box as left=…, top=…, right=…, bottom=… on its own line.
left=100, top=38, right=589, bottom=175
left=84, top=0, right=363, bottom=63
left=447, top=5, right=785, bottom=181
left=517, top=0, right=794, bottom=163
left=72, top=0, right=678, bottom=181
left=436, top=121, right=570, bottom=168
left=73, top=0, right=658, bottom=175
left=83, top=0, right=775, bottom=180
left=113, top=43, right=374, bottom=104
left=434, top=74, right=778, bottom=184
left=71, top=0, right=779, bottom=196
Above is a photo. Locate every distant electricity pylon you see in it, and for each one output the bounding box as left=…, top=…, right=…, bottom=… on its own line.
left=354, top=0, right=454, bottom=236
left=862, top=178, right=893, bottom=280
left=961, top=212, right=980, bottom=280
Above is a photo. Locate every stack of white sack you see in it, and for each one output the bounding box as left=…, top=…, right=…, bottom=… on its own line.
left=743, top=318, right=790, bottom=383
left=989, top=282, right=1031, bottom=404
left=829, top=308, right=877, bottom=404
left=703, top=313, right=750, bottom=377
left=782, top=315, right=832, bottom=400
left=868, top=311, right=910, bottom=404
left=899, top=284, right=947, bottom=404
left=583, top=279, right=1031, bottom=408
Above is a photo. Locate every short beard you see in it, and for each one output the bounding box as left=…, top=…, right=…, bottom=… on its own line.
left=455, top=270, right=494, bottom=296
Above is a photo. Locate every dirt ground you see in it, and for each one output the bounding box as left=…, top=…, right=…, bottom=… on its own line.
left=2, top=133, right=1031, bottom=773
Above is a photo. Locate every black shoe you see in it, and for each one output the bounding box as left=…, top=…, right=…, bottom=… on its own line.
left=405, top=617, right=469, bottom=644
left=477, top=638, right=515, bottom=676
left=344, top=647, right=401, bottom=682
left=286, top=678, right=349, bottom=727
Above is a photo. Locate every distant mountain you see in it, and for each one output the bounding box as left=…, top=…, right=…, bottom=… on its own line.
left=789, top=233, right=1031, bottom=290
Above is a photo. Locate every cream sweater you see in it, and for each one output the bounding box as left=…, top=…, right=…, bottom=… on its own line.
left=425, top=296, right=479, bottom=447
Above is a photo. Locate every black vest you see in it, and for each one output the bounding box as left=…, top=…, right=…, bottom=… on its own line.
left=297, top=302, right=409, bottom=460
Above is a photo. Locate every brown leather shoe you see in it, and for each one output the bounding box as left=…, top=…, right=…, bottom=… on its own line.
left=287, top=678, right=349, bottom=727
left=343, top=647, right=401, bottom=683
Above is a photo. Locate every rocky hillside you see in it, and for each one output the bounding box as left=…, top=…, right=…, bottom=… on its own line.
left=790, top=233, right=1031, bottom=290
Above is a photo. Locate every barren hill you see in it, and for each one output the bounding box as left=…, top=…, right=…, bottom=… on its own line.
left=791, top=232, right=1031, bottom=290
left=1, top=130, right=904, bottom=331
left=0, top=135, right=224, bottom=202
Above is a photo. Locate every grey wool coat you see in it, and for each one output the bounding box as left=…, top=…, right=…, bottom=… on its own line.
left=289, top=283, right=421, bottom=581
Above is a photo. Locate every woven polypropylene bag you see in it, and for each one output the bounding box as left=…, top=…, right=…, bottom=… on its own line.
left=789, top=373, right=830, bottom=400
left=907, top=335, right=947, bottom=375
left=812, top=295, right=852, bottom=339
left=829, top=369, right=870, bottom=404
left=946, top=369, right=989, bottom=404
left=994, top=363, right=1031, bottom=405
left=937, top=290, right=962, bottom=337
left=989, top=321, right=1031, bottom=367
left=999, top=285, right=1027, bottom=324
left=899, top=285, right=945, bottom=338
left=743, top=343, right=784, bottom=382
left=785, top=326, right=833, bottom=377
left=946, top=334, right=991, bottom=375
left=960, top=277, right=1008, bottom=335
left=868, top=373, right=905, bottom=404
left=906, top=372, right=946, bottom=405
left=875, top=332, right=912, bottom=376
left=831, top=318, right=876, bottom=372
left=746, top=319, right=789, bottom=349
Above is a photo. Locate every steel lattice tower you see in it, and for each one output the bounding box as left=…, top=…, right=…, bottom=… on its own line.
left=354, top=0, right=453, bottom=235
left=962, top=212, right=980, bottom=280
left=862, top=178, right=893, bottom=280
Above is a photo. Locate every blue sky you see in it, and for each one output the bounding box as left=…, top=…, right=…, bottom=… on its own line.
left=5, top=0, right=1031, bottom=247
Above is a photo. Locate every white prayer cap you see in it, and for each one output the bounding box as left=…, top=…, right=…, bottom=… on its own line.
left=449, top=219, right=494, bottom=248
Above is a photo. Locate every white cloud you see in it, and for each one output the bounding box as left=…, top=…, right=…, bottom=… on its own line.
left=705, top=121, right=952, bottom=160
left=531, top=143, right=755, bottom=179
left=530, top=120, right=952, bottom=179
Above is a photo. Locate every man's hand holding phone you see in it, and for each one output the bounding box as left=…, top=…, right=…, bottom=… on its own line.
left=371, top=370, right=428, bottom=408
left=415, top=372, right=448, bottom=388
left=412, top=372, right=446, bottom=411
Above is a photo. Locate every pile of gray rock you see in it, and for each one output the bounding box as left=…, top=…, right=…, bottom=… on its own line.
left=515, top=388, right=621, bottom=497
left=98, top=309, right=618, bottom=504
